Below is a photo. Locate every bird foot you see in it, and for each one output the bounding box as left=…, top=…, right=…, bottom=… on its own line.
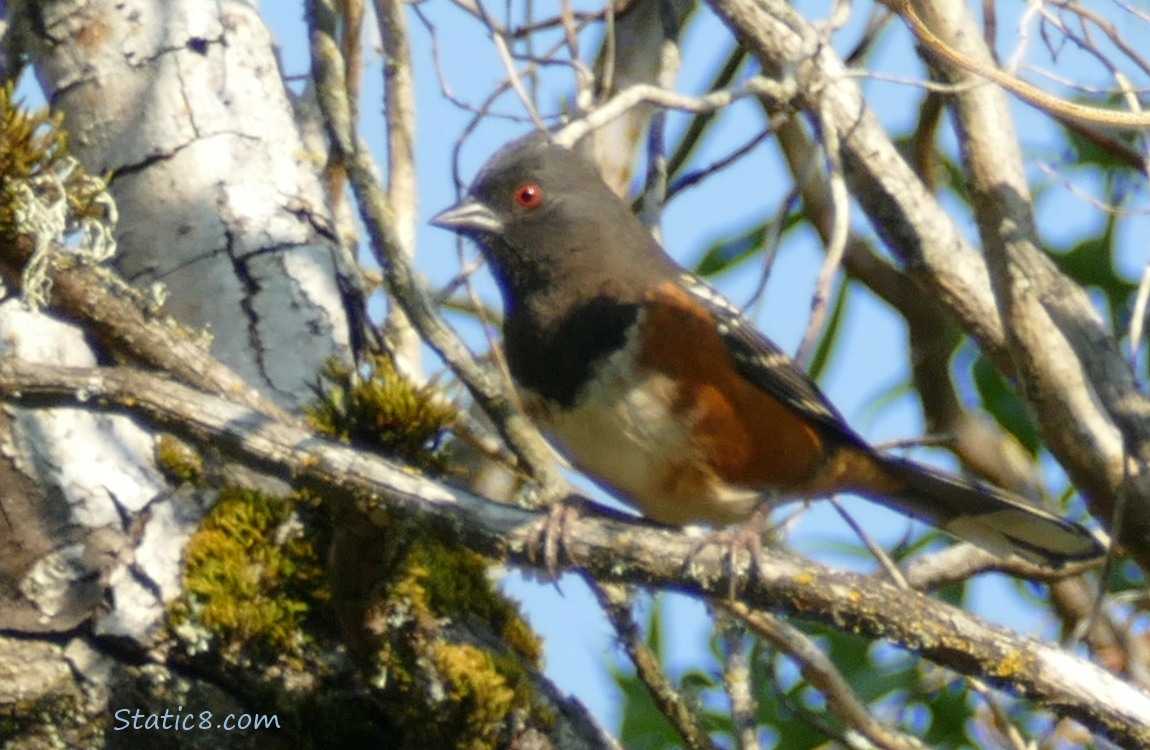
left=526, top=493, right=598, bottom=579
left=686, top=508, right=775, bottom=598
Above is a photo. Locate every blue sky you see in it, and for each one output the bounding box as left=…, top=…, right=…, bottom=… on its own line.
left=262, top=0, right=1146, bottom=732
left=16, top=0, right=1142, bottom=735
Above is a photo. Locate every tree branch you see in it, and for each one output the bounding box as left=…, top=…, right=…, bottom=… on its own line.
left=908, top=0, right=1150, bottom=570
left=0, top=234, right=288, bottom=422
left=720, top=602, right=930, bottom=750
left=703, top=0, right=1150, bottom=570
left=374, top=0, right=423, bottom=371
left=306, top=0, right=566, bottom=496
left=0, top=360, right=1145, bottom=746
left=593, top=583, right=715, bottom=750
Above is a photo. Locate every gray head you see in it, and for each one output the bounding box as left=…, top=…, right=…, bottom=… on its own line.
left=431, top=135, right=676, bottom=309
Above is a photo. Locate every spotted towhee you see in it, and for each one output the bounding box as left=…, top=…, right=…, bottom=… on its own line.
left=431, top=134, right=1103, bottom=566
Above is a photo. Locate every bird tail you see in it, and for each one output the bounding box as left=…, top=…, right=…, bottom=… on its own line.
left=861, top=455, right=1104, bottom=567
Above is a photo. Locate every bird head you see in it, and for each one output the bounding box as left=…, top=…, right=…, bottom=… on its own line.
left=431, top=134, right=673, bottom=308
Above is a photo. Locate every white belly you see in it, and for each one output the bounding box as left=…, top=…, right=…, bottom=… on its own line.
left=527, top=335, right=761, bottom=525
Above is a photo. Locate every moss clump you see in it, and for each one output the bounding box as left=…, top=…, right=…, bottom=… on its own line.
left=0, top=82, right=117, bottom=312
left=305, top=354, right=455, bottom=473
left=304, top=354, right=552, bottom=746
left=0, top=690, right=99, bottom=749
left=372, top=538, right=549, bottom=749
left=0, top=82, right=108, bottom=237
left=391, top=539, right=542, bottom=665
left=170, top=487, right=330, bottom=661
left=0, top=83, right=67, bottom=235
left=429, top=642, right=520, bottom=745
left=154, top=434, right=204, bottom=484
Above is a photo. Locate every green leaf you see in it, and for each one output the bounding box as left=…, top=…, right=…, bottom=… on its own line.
left=806, top=279, right=849, bottom=382
left=1048, top=221, right=1134, bottom=334
left=971, top=355, right=1041, bottom=455
left=693, top=222, right=767, bottom=277
left=691, top=211, right=803, bottom=278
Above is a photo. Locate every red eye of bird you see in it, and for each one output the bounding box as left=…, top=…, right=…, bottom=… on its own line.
left=514, top=183, right=543, bottom=209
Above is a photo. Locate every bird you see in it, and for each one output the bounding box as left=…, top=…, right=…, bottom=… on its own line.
left=430, top=134, right=1104, bottom=567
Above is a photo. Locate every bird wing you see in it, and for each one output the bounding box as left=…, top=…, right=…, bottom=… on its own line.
left=676, top=272, right=866, bottom=450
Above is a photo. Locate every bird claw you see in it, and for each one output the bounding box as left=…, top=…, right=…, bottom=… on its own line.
left=686, top=508, right=775, bottom=598
left=526, top=494, right=595, bottom=578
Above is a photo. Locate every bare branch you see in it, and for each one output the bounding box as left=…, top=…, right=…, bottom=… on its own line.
left=717, top=616, right=761, bottom=750
left=911, top=0, right=1150, bottom=569
left=881, top=0, right=1150, bottom=128
left=0, top=361, right=1145, bottom=746
left=375, top=0, right=423, bottom=372
left=0, top=235, right=288, bottom=422
left=721, top=602, right=931, bottom=750
left=830, top=497, right=909, bottom=587
left=552, top=77, right=797, bottom=149
left=593, top=584, right=715, bottom=750
left=471, top=2, right=548, bottom=132
left=704, top=0, right=1150, bottom=571
left=1129, top=261, right=1150, bottom=364
left=307, top=0, right=567, bottom=496
left=900, top=544, right=1094, bottom=589
left=764, top=66, right=1045, bottom=524
left=793, top=100, right=848, bottom=369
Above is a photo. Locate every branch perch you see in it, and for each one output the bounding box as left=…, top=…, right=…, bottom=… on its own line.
left=0, top=360, right=1146, bottom=747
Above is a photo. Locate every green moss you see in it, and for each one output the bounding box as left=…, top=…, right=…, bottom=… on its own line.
left=0, top=82, right=107, bottom=237
left=429, top=642, right=519, bottom=748
left=154, top=434, right=204, bottom=483
left=305, top=354, right=456, bottom=473
left=0, top=83, right=67, bottom=235
left=165, top=358, right=545, bottom=744
left=408, top=541, right=542, bottom=665
left=0, top=690, right=99, bottom=748
left=169, top=487, right=330, bottom=661
left=371, top=538, right=550, bottom=749
left=303, top=355, right=552, bottom=744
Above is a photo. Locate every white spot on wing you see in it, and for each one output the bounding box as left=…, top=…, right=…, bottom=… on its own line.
left=680, top=272, right=837, bottom=422
left=679, top=272, right=744, bottom=323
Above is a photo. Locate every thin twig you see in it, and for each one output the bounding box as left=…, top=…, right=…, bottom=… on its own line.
left=306, top=0, right=566, bottom=497
left=967, top=678, right=1030, bottom=750
left=900, top=543, right=1096, bottom=589
left=667, top=123, right=777, bottom=199
left=745, top=158, right=808, bottom=316
left=413, top=4, right=545, bottom=124
left=1005, top=0, right=1042, bottom=75
left=593, top=584, right=716, bottom=750
left=717, top=615, right=761, bottom=750
left=665, top=44, right=747, bottom=181
left=794, top=101, right=848, bottom=369
left=1128, top=261, right=1150, bottom=369
left=829, top=497, right=909, bottom=587
left=600, top=0, right=617, bottom=106
left=558, top=0, right=594, bottom=103
left=641, top=113, right=668, bottom=237
left=553, top=77, right=797, bottom=148
left=472, top=2, right=549, bottom=131
left=720, top=601, right=931, bottom=750
left=1032, top=161, right=1150, bottom=214
left=375, top=0, right=422, bottom=373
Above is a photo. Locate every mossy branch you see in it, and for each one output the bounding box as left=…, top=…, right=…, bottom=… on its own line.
left=0, top=360, right=1143, bottom=747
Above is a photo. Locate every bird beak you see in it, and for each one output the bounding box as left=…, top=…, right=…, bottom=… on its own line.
left=430, top=198, right=503, bottom=234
